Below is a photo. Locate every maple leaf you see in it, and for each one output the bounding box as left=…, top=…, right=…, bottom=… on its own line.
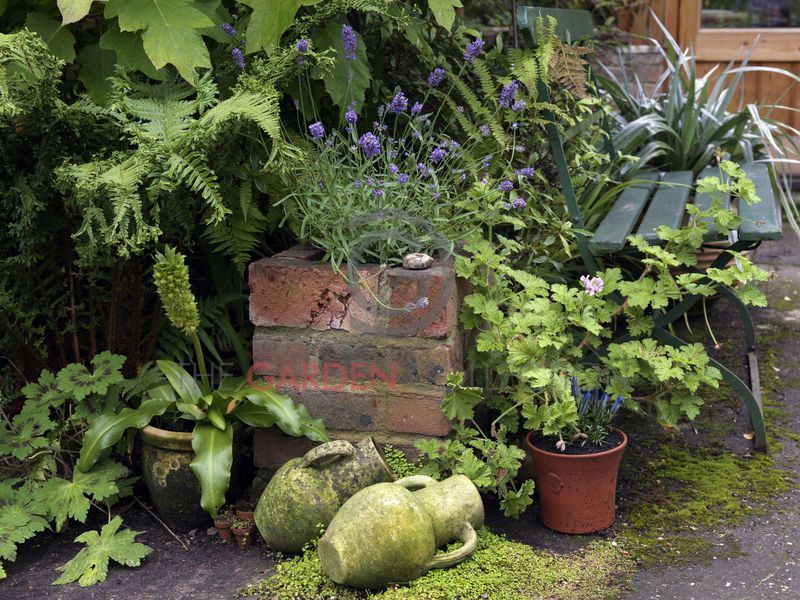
left=104, top=0, right=214, bottom=82
left=53, top=517, right=151, bottom=587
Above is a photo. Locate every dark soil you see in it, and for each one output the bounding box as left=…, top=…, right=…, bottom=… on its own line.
left=2, top=504, right=274, bottom=600
left=531, top=429, right=625, bottom=455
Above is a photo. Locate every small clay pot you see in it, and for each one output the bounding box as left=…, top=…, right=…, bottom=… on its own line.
left=214, top=512, right=234, bottom=542
left=525, top=428, right=627, bottom=534
left=235, top=503, right=255, bottom=522
left=232, top=520, right=255, bottom=549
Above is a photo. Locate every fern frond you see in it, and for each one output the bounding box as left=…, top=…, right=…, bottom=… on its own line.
left=166, top=152, right=229, bottom=224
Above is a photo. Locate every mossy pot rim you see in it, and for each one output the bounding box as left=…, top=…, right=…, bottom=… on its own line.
left=140, top=424, right=193, bottom=451
left=525, top=427, right=628, bottom=460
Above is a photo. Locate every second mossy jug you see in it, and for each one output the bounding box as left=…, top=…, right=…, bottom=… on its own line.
left=255, top=437, right=394, bottom=552
left=318, top=474, right=484, bottom=589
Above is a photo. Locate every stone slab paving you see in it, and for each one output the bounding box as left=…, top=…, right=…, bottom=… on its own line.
left=626, top=235, right=800, bottom=600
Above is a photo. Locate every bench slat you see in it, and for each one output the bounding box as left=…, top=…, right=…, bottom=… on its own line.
left=637, top=171, right=694, bottom=243
left=589, top=172, right=659, bottom=253
left=693, top=165, right=731, bottom=242
left=739, top=163, right=782, bottom=241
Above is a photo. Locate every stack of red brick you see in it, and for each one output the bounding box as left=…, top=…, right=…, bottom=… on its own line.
left=248, top=245, right=465, bottom=476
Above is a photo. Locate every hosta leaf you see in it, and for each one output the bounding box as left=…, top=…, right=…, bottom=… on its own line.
left=53, top=517, right=151, bottom=587
left=57, top=0, right=93, bottom=24
left=427, top=0, right=462, bottom=31
left=312, top=18, right=371, bottom=112
left=104, top=0, right=214, bottom=83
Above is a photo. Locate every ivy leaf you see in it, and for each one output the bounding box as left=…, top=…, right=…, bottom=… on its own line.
left=57, top=352, right=125, bottom=402
left=41, top=461, right=128, bottom=531
left=25, top=12, right=76, bottom=62
left=53, top=516, right=151, bottom=587
left=100, top=23, right=166, bottom=80
left=312, top=18, right=371, bottom=112
left=105, top=0, right=214, bottom=83
left=454, top=450, right=494, bottom=488
left=57, top=0, right=93, bottom=24
left=240, top=0, right=316, bottom=54
left=427, top=0, right=462, bottom=31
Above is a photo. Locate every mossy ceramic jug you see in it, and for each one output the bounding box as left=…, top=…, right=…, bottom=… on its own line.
left=255, top=437, right=394, bottom=552
left=318, top=474, right=484, bottom=589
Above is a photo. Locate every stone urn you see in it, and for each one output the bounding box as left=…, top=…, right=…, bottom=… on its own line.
left=255, top=437, right=394, bottom=552
left=318, top=474, right=484, bottom=589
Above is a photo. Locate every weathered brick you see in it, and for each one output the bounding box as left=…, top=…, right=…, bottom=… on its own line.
left=249, top=248, right=461, bottom=339
left=384, top=389, right=451, bottom=436
left=290, top=389, right=379, bottom=431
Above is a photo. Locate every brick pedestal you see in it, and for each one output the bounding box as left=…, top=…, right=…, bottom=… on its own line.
left=248, top=246, right=465, bottom=480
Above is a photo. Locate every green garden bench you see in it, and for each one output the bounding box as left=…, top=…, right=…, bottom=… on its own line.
left=516, top=6, right=783, bottom=450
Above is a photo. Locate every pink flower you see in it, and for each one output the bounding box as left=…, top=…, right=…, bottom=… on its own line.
left=580, top=275, right=604, bottom=296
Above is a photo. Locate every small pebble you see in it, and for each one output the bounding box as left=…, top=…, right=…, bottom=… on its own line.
left=402, top=252, right=433, bottom=270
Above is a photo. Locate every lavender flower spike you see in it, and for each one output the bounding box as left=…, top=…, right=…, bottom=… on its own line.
left=498, top=180, right=514, bottom=192
left=345, top=109, right=358, bottom=125
left=579, top=275, right=605, bottom=296
left=388, top=92, right=408, bottom=114
left=427, top=67, right=446, bottom=87
left=499, top=80, right=519, bottom=108
left=463, top=38, right=485, bottom=62
left=341, top=24, right=357, bottom=60
left=221, top=23, right=237, bottom=37
left=358, top=132, right=381, bottom=157
left=308, top=121, right=325, bottom=140
left=231, top=47, right=246, bottom=69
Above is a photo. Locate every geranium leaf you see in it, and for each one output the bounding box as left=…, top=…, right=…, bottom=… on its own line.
left=53, top=516, right=151, bottom=587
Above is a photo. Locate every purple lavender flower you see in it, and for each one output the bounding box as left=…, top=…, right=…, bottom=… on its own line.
left=221, top=22, right=237, bottom=37
left=463, top=38, right=485, bottom=62
left=358, top=132, right=381, bottom=157
left=427, top=67, right=446, bottom=87
left=388, top=164, right=399, bottom=175
left=430, top=147, right=448, bottom=164
left=432, top=192, right=441, bottom=199
left=580, top=275, right=605, bottom=296
left=345, top=110, right=358, bottom=125
left=308, top=121, right=325, bottom=140
left=456, top=105, right=465, bottom=113
left=388, top=92, right=408, bottom=114
left=515, top=167, right=535, bottom=177
left=512, top=197, right=527, bottom=209
left=397, top=173, right=410, bottom=183
left=503, top=202, right=512, bottom=210
left=416, top=163, right=430, bottom=177
left=481, top=156, right=491, bottom=169
left=498, top=180, right=514, bottom=192
left=231, top=47, right=246, bottom=70
left=512, top=99, right=526, bottom=112
left=499, top=80, right=519, bottom=108
left=411, top=102, right=423, bottom=115
left=389, top=149, right=399, bottom=159
left=317, top=180, right=324, bottom=189
left=354, top=179, right=363, bottom=188
left=296, top=37, right=310, bottom=53
left=460, top=173, right=467, bottom=181
left=373, top=188, right=383, bottom=197
left=341, top=24, right=357, bottom=60
left=479, top=124, right=491, bottom=137
left=511, top=122, right=519, bottom=131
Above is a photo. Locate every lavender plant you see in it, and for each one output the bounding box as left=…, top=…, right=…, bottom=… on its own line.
left=275, top=26, right=566, bottom=270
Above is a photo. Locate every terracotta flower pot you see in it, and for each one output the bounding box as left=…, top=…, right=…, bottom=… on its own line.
left=233, top=521, right=255, bottom=549
left=524, top=429, right=627, bottom=534
left=215, top=512, right=234, bottom=542
left=234, top=505, right=255, bottom=522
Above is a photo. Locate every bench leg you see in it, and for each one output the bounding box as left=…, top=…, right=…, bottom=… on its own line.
left=653, top=327, right=767, bottom=451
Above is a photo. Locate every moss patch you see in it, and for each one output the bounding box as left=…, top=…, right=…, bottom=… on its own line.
left=237, top=528, right=634, bottom=600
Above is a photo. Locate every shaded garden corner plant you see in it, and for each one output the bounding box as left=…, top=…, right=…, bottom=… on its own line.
left=0, top=351, right=155, bottom=584
left=76, top=246, right=329, bottom=518
left=418, top=166, right=770, bottom=516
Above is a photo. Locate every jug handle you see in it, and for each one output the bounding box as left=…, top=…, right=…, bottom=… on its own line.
left=300, top=440, right=355, bottom=468
left=426, top=523, right=477, bottom=571
left=394, top=475, right=437, bottom=490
